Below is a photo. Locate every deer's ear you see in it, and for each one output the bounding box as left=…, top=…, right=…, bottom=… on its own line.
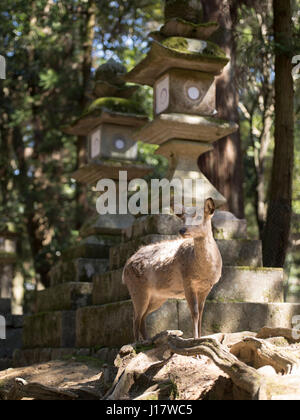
left=204, top=198, right=215, bottom=217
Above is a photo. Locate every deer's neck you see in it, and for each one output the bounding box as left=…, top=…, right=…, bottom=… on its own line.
left=193, top=227, right=216, bottom=261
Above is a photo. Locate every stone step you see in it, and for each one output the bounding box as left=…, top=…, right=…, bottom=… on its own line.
left=123, top=212, right=248, bottom=241
left=92, top=266, right=281, bottom=306
left=35, top=283, right=93, bottom=313
left=50, top=258, right=109, bottom=287
left=183, top=301, right=300, bottom=337
left=76, top=300, right=300, bottom=348
left=210, top=266, right=284, bottom=303
left=93, top=269, right=128, bottom=305
left=76, top=300, right=178, bottom=348
left=0, top=298, right=11, bottom=315
left=61, top=243, right=110, bottom=261
left=23, top=311, right=76, bottom=349
left=109, top=235, right=262, bottom=270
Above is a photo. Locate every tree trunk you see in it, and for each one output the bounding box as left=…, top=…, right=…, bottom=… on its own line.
left=198, top=0, right=244, bottom=218
left=75, top=0, right=96, bottom=229
left=263, top=0, right=294, bottom=267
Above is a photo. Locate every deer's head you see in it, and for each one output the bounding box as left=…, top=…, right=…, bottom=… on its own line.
left=178, top=198, right=215, bottom=239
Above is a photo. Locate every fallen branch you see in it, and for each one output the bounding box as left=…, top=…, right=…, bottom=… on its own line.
left=7, top=378, right=78, bottom=400
left=257, top=327, right=300, bottom=344
left=230, top=337, right=300, bottom=374
left=167, top=335, right=265, bottom=399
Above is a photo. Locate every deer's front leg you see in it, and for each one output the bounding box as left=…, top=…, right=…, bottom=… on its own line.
left=184, top=287, right=200, bottom=339
left=197, top=292, right=208, bottom=338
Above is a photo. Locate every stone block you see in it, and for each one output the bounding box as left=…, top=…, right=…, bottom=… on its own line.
left=0, top=327, right=23, bottom=358
left=178, top=301, right=300, bottom=337
left=154, top=69, right=216, bottom=117
left=50, top=258, right=109, bottom=287
left=212, top=211, right=248, bottom=240
left=23, top=311, right=76, bottom=349
left=76, top=300, right=178, bottom=348
left=210, top=267, right=284, bottom=303
left=81, top=214, right=135, bottom=237
left=76, top=301, right=134, bottom=348
left=93, top=270, right=129, bottom=305
left=124, top=211, right=248, bottom=241
left=123, top=214, right=182, bottom=240
left=217, top=240, right=262, bottom=267
left=0, top=298, right=11, bottom=315
left=61, top=243, right=110, bottom=261
left=35, top=283, right=93, bottom=313
left=5, top=315, right=24, bottom=328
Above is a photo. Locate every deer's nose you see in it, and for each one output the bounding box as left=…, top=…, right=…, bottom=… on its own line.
left=179, top=228, right=187, bottom=236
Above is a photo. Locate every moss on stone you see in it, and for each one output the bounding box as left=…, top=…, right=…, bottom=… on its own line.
left=165, top=17, right=218, bottom=29
left=234, top=266, right=283, bottom=272
left=0, top=251, right=16, bottom=261
left=135, top=343, right=155, bottom=354
left=161, top=37, right=226, bottom=58
left=83, top=97, right=146, bottom=117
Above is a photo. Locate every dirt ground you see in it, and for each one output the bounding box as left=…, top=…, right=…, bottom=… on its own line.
left=0, top=360, right=106, bottom=400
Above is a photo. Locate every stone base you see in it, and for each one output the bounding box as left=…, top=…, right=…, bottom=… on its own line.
left=35, top=283, right=93, bottom=313
left=76, top=299, right=300, bottom=347
left=50, top=258, right=109, bottom=287
left=109, top=236, right=263, bottom=271
left=23, top=311, right=76, bottom=349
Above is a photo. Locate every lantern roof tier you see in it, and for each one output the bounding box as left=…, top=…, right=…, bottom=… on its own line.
left=132, top=113, right=238, bottom=145
left=93, top=81, right=139, bottom=99
left=124, top=38, right=228, bottom=86
left=63, top=99, right=148, bottom=136
left=152, top=18, right=219, bottom=41
left=72, top=159, right=151, bottom=185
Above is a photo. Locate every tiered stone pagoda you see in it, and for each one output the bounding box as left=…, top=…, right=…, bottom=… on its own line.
left=17, top=60, right=151, bottom=365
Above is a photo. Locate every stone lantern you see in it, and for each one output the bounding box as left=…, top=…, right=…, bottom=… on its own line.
left=46, top=59, right=152, bottom=287
left=124, top=3, right=238, bottom=208
left=64, top=58, right=151, bottom=240
left=64, top=59, right=150, bottom=187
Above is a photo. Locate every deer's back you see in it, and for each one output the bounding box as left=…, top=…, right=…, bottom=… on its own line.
left=123, top=239, right=196, bottom=297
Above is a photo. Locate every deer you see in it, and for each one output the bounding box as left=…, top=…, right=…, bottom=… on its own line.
left=122, top=198, right=223, bottom=341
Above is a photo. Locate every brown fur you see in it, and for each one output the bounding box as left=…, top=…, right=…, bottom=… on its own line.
left=123, top=198, right=223, bottom=341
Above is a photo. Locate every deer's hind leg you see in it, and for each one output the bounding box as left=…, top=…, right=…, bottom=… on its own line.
left=139, top=297, right=167, bottom=339
left=131, top=291, right=151, bottom=342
